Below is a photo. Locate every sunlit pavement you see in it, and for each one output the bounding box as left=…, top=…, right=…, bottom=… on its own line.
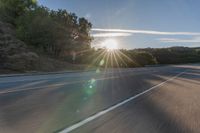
left=0, top=64, right=200, bottom=133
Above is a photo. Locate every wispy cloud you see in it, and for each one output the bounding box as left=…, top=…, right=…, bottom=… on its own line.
left=92, top=28, right=200, bottom=36
left=92, top=32, right=132, bottom=37
left=158, top=37, right=200, bottom=43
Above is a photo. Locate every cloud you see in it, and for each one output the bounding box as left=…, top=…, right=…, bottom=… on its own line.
left=92, top=28, right=200, bottom=36
left=158, top=37, right=200, bottom=43
left=91, top=32, right=132, bottom=37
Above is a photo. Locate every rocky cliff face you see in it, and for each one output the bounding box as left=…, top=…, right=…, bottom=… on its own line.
left=0, top=21, right=39, bottom=71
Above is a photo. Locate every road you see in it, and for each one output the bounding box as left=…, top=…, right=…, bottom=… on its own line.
left=0, top=64, right=199, bottom=133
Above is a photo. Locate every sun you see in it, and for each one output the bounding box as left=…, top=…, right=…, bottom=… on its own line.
left=101, top=39, right=118, bottom=51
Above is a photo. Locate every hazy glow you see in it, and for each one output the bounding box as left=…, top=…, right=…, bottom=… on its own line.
left=101, top=39, right=119, bottom=51
left=92, top=28, right=200, bottom=36
left=158, top=37, right=200, bottom=43
left=92, top=32, right=132, bottom=37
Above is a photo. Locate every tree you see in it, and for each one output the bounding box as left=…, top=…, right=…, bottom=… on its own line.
left=16, top=6, right=93, bottom=59
left=0, top=0, right=37, bottom=24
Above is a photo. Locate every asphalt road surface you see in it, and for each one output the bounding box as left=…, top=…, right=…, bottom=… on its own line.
left=0, top=64, right=200, bottom=133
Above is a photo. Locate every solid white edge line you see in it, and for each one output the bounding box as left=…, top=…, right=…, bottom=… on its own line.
left=59, top=71, right=186, bottom=133
left=0, top=71, right=158, bottom=95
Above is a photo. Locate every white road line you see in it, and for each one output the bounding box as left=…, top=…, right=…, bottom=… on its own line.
left=8, top=80, right=47, bottom=90
left=59, top=71, right=186, bottom=133
left=183, top=72, right=200, bottom=76
left=0, top=69, right=157, bottom=84
left=0, top=71, right=157, bottom=95
left=0, top=80, right=50, bottom=94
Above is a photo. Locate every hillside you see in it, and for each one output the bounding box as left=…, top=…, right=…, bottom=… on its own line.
left=0, top=0, right=93, bottom=73
left=0, top=21, right=38, bottom=71
left=0, top=21, right=91, bottom=73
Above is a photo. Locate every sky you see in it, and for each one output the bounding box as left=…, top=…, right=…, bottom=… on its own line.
left=38, top=0, right=200, bottom=49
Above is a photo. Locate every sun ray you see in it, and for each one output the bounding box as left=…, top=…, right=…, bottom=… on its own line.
left=117, top=50, right=139, bottom=66
left=85, top=49, right=106, bottom=69
left=113, top=51, right=119, bottom=67
left=113, top=50, right=122, bottom=74
left=115, top=51, right=128, bottom=67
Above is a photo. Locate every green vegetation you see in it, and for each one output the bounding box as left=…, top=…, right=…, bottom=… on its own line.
left=16, top=7, right=92, bottom=58
left=135, top=47, right=200, bottom=65
left=0, top=0, right=37, bottom=24
left=0, top=0, right=92, bottom=58
left=0, top=0, right=93, bottom=72
left=0, top=0, right=199, bottom=73
left=92, top=47, right=200, bottom=68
